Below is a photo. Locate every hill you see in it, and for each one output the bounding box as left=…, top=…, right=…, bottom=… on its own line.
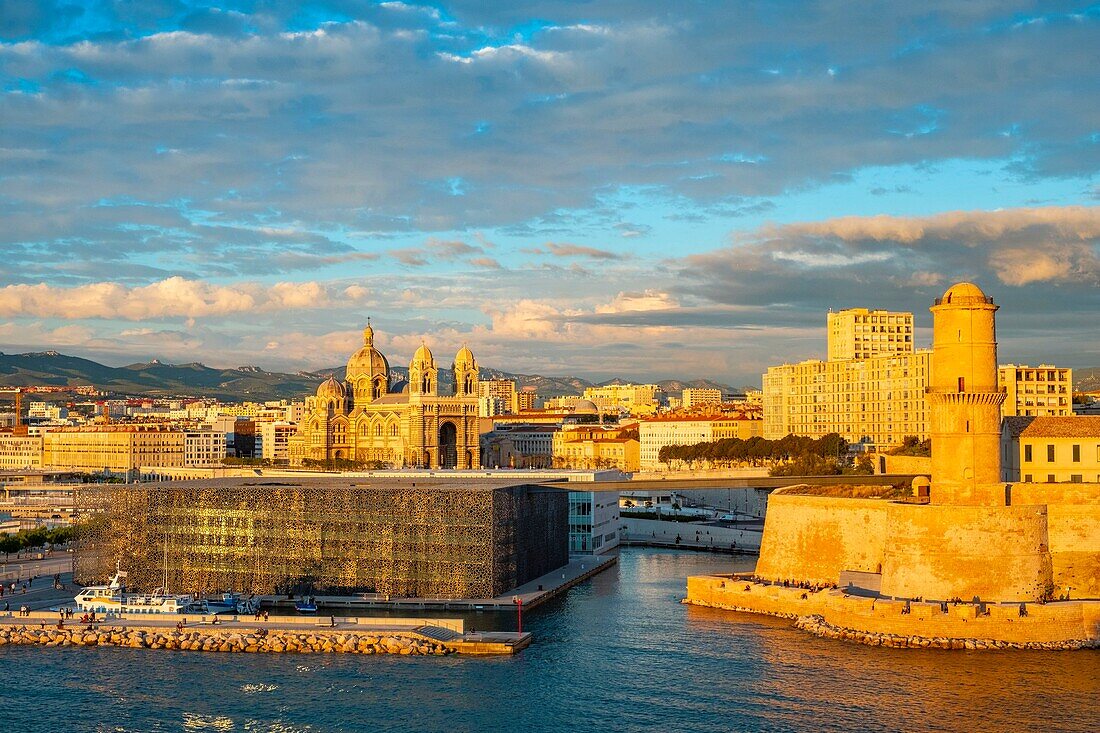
left=0, top=351, right=746, bottom=402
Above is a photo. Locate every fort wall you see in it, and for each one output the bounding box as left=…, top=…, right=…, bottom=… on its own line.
left=879, top=504, right=1052, bottom=602
left=687, top=576, right=1100, bottom=647
left=752, top=493, right=888, bottom=584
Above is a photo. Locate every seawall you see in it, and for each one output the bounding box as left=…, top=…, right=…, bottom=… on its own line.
left=685, top=576, right=1100, bottom=649
left=0, top=614, right=530, bottom=656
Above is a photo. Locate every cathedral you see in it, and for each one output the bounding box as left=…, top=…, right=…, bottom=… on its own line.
left=288, top=322, right=481, bottom=469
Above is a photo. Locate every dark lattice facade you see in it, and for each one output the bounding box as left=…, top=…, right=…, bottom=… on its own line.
left=75, top=479, right=568, bottom=598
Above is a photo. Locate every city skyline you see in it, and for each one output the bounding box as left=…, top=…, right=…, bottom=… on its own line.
left=2, top=2, right=1098, bottom=384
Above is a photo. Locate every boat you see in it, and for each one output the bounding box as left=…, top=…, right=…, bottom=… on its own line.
left=74, top=562, right=193, bottom=616
left=189, top=593, right=261, bottom=615
left=294, top=597, right=318, bottom=614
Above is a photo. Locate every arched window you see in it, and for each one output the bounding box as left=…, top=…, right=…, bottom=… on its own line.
left=390, top=423, right=399, bottom=437
left=374, top=423, right=382, bottom=437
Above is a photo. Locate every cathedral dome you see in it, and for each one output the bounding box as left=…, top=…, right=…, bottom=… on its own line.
left=454, top=344, right=476, bottom=368
left=346, top=322, right=390, bottom=381
left=412, top=342, right=435, bottom=367
left=316, top=375, right=346, bottom=400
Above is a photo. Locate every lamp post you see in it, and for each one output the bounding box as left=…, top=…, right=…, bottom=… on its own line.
left=512, top=595, right=523, bottom=634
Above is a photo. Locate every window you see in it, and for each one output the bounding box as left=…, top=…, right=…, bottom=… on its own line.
left=1072, top=444, right=1080, bottom=462
left=1070, top=475, right=1082, bottom=483
left=1047, top=474, right=1055, bottom=483
left=1024, top=445, right=1032, bottom=463
left=1024, top=474, right=1032, bottom=483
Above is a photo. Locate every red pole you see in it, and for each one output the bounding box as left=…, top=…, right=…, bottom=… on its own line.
left=516, top=598, right=523, bottom=634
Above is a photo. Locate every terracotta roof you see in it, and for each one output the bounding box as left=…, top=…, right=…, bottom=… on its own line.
left=1001, top=416, right=1035, bottom=438
left=1018, top=416, right=1100, bottom=439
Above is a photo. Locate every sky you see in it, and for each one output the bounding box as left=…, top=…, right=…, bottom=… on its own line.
left=1, top=1, right=1098, bottom=386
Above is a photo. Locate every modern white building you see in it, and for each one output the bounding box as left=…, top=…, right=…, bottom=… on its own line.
left=259, top=421, right=297, bottom=462
left=184, top=428, right=227, bottom=468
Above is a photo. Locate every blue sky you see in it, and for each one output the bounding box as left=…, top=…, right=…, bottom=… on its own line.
left=1, top=1, right=1098, bottom=385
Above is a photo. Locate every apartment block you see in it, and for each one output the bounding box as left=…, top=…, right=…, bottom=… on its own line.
left=999, top=364, right=1073, bottom=417
left=763, top=351, right=931, bottom=450
left=826, top=308, right=915, bottom=361
left=681, top=388, right=722, bottom=409
left=638, top=415, right=763, bottom=470
left=42, top=426, right=185, bottom=473
left=1001, top=416, right=1100, bottom=483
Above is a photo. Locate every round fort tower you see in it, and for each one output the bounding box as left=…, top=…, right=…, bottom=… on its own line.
left=927, top=282, right=1006, bottom=505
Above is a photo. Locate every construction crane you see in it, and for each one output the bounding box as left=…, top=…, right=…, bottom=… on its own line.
left=0, top=388, right=28, bottom=434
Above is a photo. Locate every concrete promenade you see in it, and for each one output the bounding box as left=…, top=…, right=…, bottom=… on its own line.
left=264, top=552, right=618, bottom=612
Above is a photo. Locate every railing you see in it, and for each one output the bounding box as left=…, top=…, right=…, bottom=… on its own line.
left=932, top=295, right=995, bottom=305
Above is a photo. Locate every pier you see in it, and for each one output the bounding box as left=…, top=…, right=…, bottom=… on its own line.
left=0, top=611, right=531, bottom=655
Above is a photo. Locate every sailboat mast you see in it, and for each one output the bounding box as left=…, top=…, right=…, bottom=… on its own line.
left=163, top=532, right=169, bottom=592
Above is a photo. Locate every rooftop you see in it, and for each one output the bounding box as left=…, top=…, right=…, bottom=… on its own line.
left=1018, top=415, right=1100, bottom=439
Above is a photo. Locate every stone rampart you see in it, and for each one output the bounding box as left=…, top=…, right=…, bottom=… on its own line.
left=753, top=493, right=889, bottom=584
left=1011, top=482, right=1100, bottom=598
left=879, top=503, right=1052, bottom=602
left=685, top=576, right=1100, bottom=648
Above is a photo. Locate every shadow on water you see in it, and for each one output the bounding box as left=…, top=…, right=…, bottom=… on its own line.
left=1, top=548, right=1096, bottom=733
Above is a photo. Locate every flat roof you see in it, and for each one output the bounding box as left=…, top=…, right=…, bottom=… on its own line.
left=116, top=476, right=536, bottom=492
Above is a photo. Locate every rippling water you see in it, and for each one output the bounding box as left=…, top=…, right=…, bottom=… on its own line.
left=1, top=549, right=1097, bottom=732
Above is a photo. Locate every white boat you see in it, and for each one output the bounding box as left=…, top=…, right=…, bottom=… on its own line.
left=189, top=593, right=260, bottom=615
left=74, top=563, right=193, bottom=616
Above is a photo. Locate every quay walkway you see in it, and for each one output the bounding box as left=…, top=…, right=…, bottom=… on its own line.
left=264, top=552, right=618, bottom=612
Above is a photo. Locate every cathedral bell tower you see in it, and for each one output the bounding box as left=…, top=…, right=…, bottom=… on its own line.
left=452, top=344, right=478, bottom=397
left=927, top=282, right=1006, bottom=505
left=409, top=341, right=438, bottom=396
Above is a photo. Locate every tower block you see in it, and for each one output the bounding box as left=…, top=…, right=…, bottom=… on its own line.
left=927, top=282, right=1006, bottom=505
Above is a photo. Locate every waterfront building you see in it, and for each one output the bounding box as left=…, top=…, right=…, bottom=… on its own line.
left=552, top=423, right=640, bottom=472
left=42, top=425, right=185, bottom=474
left=75, top=477, right=569, bottom=598
left=681, top=388, right=722, bottom=409
left=0, top=433, right=43, bottom=470
left=638, top=415, right=764, bottom=471
left=288, top=323, right=481, bottom=469
left=826, top=308, right=914, bottom=361
left=568, top=490, right=620, bottom=555
left=481, top=424, right=558, bottom=468
left=999, top=364, right=1073, bottom=417
left=1001, top=415, right=1100, bottom=483
left=582, top=384, right=664, bottom=417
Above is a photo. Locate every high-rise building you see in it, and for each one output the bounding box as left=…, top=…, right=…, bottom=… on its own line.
left=259, top=421, right=297, bottom=461
left=681, top=388, right=722, bottom=409
left=763, top=353, right=931, bottom=449
left=827, top=308, right=914, bottom=361
left=999, top=364, right=1073, bottom=417
left=582, top=384, right=664, bottom=416
left=478, top=379, right=518, bottom=414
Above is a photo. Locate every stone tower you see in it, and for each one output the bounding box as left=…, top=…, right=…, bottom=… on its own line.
left=928, top=282, right=1006, bottom=505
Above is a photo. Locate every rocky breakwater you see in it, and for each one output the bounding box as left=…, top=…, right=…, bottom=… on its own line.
left=795, top=615, right=1099, bottom=651
left=0, top=626, right=454, bottom=656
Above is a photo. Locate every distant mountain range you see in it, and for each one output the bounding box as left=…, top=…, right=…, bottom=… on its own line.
left=0, top=350, right=749, bottom=402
